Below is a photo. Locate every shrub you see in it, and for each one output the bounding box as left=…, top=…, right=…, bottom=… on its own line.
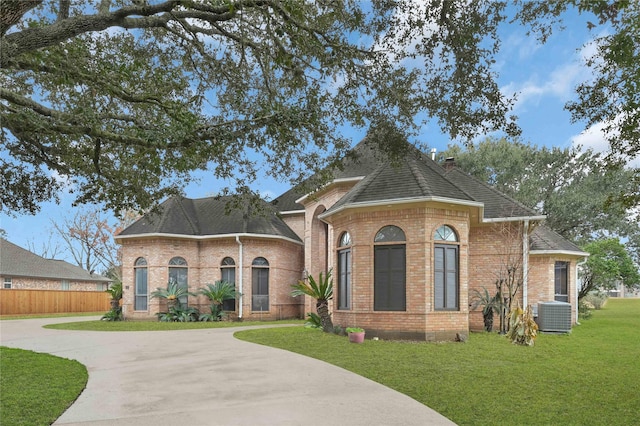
left=578, top=299, right=593, bottom=320
left=101, top=307, right=123, bottom=321
left=584, top=291, right=608, bottom=310
left=198, top=304, right=226, bottom=322
left=506, top=304, right=538, bottom=346
left=304, top=312, right=322, bottom=329
left=157, top=305, right=200, bottom=322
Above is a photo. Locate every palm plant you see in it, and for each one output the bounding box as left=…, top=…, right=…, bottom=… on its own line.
left=291, top=270, right=334, bottom=333
left=198, top=281, right=240, bottom=321
left=151, top=279, right=194, bottom=310
left=470, top=287, right=499, bottom=332
left=105, top=281, right=123, bottom=310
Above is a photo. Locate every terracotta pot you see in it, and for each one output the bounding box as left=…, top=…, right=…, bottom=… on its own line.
left=348, top=331, right=365, bottom=344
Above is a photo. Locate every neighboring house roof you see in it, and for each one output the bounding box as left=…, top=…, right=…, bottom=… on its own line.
left=117, top=195, right=302, bottom=243
left=0, top=238, right=111, bottom=282
left=530, top=225, right=589, bottom=256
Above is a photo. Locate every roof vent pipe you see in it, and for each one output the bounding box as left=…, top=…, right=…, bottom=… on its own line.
left=430, top=148, right=437, bottom=161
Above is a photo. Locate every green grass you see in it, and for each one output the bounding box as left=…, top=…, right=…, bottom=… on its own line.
left=0, top=347, right=88, bottom=426
left=44, top=319, right=303, bottom=331
left=236, top=299, right=640, bottom=425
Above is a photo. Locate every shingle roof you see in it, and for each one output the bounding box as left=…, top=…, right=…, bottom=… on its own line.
left=293, top=138, right=538, bottom=220
left=530, top=225, right=588, bottom=255
left=118, top=196, right=302, bottom=242
left=323, top=154, right=477, bottom=215
left=443, top=168, right=538, bottom=219
left=0, top=238, right=111, bottom=282
left=272, top=138, right=393, bottom=211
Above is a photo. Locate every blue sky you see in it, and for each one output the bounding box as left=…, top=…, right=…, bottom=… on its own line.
left=0, top=8, right=623, bottom=264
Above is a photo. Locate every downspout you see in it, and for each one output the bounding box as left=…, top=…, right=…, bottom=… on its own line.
left=576, top=257, right=588, bottom=325
left=522, top=219, right=529, bottom=308
left=236, top=235, right=243, bottom=319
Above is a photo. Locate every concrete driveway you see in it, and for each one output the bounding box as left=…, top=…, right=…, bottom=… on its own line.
left=0, top=317, right=455, bottom=425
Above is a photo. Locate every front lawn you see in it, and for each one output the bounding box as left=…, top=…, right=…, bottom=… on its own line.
left=44, top=319, right=302, bottom=331
left=0, top=347, right=88, bottom=426
left=236, top=298, right=640, bottom=425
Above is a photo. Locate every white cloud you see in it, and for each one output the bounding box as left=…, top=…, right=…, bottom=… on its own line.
left=570, top=120, right=640, bottom=168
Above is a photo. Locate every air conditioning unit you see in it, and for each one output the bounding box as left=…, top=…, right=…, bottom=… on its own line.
left=537, top=301, right=572, bottom=333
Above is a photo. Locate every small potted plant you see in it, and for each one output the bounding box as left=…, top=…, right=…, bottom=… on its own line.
left=346, top=327, right=365, bottom=343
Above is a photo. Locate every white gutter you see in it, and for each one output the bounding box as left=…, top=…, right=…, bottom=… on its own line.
left=523, top=219, right=529, bottom=308
left=575, top=257, right=588, bottom=324
left=481, top=215, right=547, bottom=223
left=236, top=235, right=244, bottom=319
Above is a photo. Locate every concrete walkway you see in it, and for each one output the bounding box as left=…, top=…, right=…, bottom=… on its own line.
left=0, top=317, right=455, bottom=425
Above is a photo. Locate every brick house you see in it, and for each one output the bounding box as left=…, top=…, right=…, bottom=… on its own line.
left=116, top=140, right=587, bottom=340
left=0, top=238, right=112, bottom=291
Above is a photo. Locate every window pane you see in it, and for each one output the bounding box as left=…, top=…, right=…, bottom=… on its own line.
left=374, top=245, right=406, bottom=311
left=221, top=257, right=235, bottom=266
left=338, top=248, right=351, bottom=310
left=339, top=232, right=352, bottom=247
left=374, top=226, right=406, bottom=243
left=169, top=257, right=187, bottom=266
left=135, top=257, right=147, bottom=266
left=221, top=267, right=236, bottom=311
left=252, top=267, right=269, bottom=311
left=135, top=267, right=148, bottom=310
left=435, top=225, right=458, bottom=242
left=434, top=245, right=458, bottom=310
left=252, top=257, right=269, bottom=266
left=555, top=261, right=569, bottom=302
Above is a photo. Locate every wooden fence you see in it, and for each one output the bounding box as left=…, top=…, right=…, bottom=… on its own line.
left=0, top=289, right=111, bottom=316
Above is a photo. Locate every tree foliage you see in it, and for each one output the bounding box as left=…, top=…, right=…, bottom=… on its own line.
left=579, top=238, right=640, bottom=299
left=442, top=138, right=639, bottom=261
left=50, top=206, right=127, bottom=279
left=1, top=1, right=638, bottom=215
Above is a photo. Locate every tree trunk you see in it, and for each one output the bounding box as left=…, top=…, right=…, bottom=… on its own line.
left=316, top=300, right=333, bottom=333
left=1, top=0, right=42, bottom=36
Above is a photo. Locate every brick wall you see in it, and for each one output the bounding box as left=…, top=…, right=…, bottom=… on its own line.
left=325, top=202, right=471, bottom=341
left=120, top=236, right=304, bottom=320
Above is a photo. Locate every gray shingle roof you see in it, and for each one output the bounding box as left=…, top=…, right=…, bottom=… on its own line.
left=272, top=138, right=394, bottom=211
left=290, top=138, right=537, bottom=220
left=118, top=196, right=302, bottom=242
left=530, top=225, right=588, bottom=255
left=0, top=238, right=111, bottom=282
left=443, top=168, right=538, bottom=219
left=323, top=154, right=477, bottom=215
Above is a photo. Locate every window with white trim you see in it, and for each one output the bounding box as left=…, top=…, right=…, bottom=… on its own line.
left=337, top=232, right=352, bottom=310
left=221, top=257, right=236, bottom=311
left=374, top=225, right=406, bottom=311
left=434, top=225, right=459, bottom=311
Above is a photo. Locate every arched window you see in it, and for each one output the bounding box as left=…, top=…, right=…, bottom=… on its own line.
left=374, top=226, right=406, bottom=311
left=435, top=225, right=458, bottom=242
left=221, top=257, right=236, bottom=311
left=434, top=225, right=459, bottom=310
left=252, top=257, right=269, bottom=312
left=337, top=231, right=352, bottom=310
left=134, top=257, right=148, bottom=311
left=168, top=256, right=188, bottom=307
